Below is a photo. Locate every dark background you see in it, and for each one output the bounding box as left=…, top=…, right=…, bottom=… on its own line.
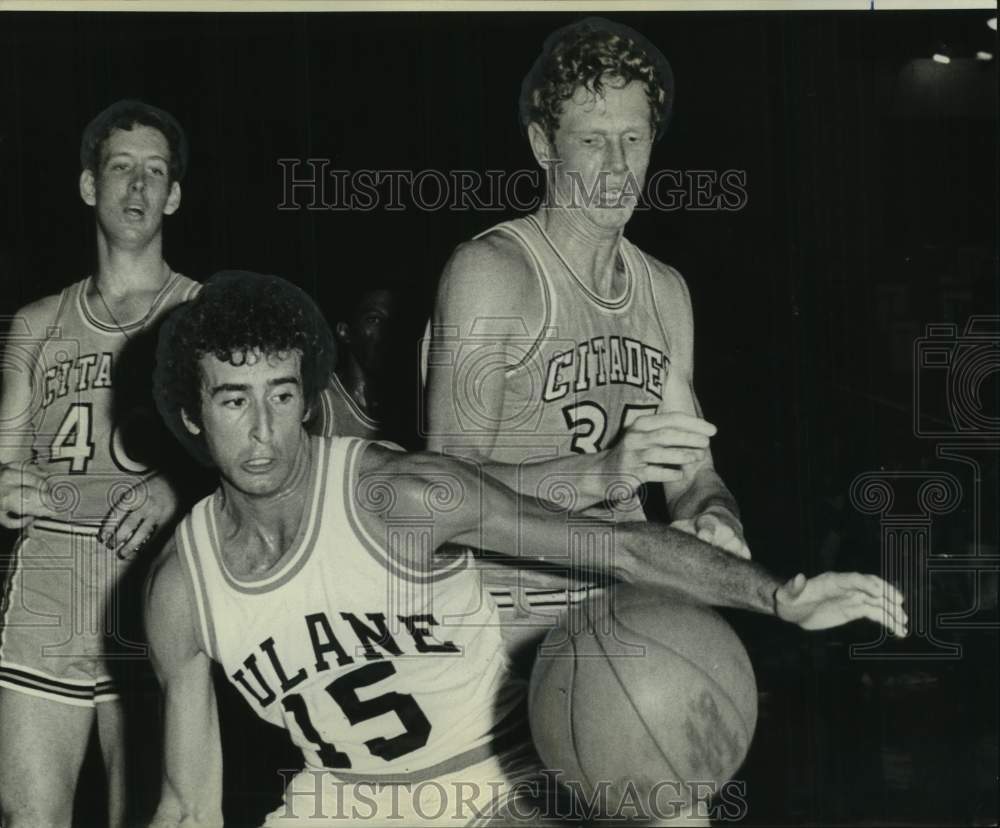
left=1, top=9, right=997, bottom=827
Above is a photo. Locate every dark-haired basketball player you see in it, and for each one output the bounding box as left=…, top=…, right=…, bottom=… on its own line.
left=0, top=100, right=199, bottom=827
left=312, top=288, right=399, bottom=441
left=426, top=18, right=746, bottom=667
left=145, top=270, right=905, bottom=826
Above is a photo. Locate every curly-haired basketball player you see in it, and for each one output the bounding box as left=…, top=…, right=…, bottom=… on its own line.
left=145, top=271, right=905, bottom=826
left=425, top=18, right=750, bottom=671
left=0, top=99, right=200, bottom=827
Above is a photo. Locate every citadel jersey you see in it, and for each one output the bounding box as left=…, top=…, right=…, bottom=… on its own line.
left=26, top=272, right=200, bottom=530
left=473, top=214, right=673, bottom=516
left=175, top=435, right=522, bottom=776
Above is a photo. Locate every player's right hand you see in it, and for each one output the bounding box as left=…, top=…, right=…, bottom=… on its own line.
left=606, top=411, right=716, bottom=488
left=0, top=461, right=61, bottom=530
left=774, top=571, right=908, bottom=637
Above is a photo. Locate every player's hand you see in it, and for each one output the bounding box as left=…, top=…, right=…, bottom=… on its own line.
left=0, top=461, right=62, bottom=530
left=606, top=411, right=716, bottom=490
left=99, top=472, right=180, bottom=560
left=671, top=509, right=751, bottom=559
left=775, top=572, right=908, bottom=637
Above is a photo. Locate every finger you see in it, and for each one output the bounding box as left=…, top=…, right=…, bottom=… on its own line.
left=642, top=428, right=713, bottom=450
left=0, top=465, right=50, bottom=492
left=698, top=515, right=735, bottom=540
left=669, top=519, right=698, bottom=536
left=641, top=466, right=686, bottom=485
left=869, top=574, right=905, bottom=606
left=861, top=594, right=909, bottom=634
left=784, top=573, right=807, bottom=598
left=117, top=516, right=153, bottom=558
left=0, top=512, right=35, bottom=530
left=639, top=447, right=706, bottom=466
left=109, top=512, right=146, bottom=552
left=853, top=600, right=908, bottom=638
left=716, top=534, right=747, bottom=556
left=839, top=572, right=903, bottom=605
left=628, top=412, right=717, bottom=436
left=3, top=486, right=62, bottom=521
left=98, top=505, right=125, bottom=547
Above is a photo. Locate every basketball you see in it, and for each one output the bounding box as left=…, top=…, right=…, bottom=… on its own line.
left=528, top=586, right=758, bottom=821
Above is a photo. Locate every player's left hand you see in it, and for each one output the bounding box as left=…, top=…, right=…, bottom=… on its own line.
left=99, top=472, right=180, bottom=560
left=775, top=572, right=908, bottom=637
left=671, top=509, right=751, bottom=559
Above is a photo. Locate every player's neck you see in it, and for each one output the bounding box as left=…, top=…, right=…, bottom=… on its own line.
left=217, top=438, right=313, bottom=576
left=537, top=207, right=625, bottom=299
left=93, top=235, right=171, bottom=298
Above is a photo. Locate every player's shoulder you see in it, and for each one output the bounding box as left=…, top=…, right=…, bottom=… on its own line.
left=167, top=272, right=203, bottom=304
left=438, top=230, right=539, bottom=308
left=631, top=247, right=693, bottom=321
left=145, top=536, right=188, bottom=617
left=9, top=291, right=65, bottom=336
left=144, top=536, right=207, bottom=663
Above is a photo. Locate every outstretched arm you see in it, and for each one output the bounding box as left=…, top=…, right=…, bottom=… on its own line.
left=144, top=539, right=224, bottom=828
left=359, top=447, right=907, bottom=637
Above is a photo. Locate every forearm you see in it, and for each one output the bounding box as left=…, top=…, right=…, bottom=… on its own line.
left=666, top=466, right=741, bottom=524
left=474, top=451, right=630, bottom=509
left=148, top=754, right=223, bottom=828
left=616, top=521, right=779, bottom=614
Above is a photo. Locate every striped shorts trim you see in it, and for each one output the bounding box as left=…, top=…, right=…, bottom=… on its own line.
left=0, top=660, right=118, bottom=708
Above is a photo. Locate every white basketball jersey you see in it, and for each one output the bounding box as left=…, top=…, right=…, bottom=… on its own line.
left=175, top=435, right=523, bottom=776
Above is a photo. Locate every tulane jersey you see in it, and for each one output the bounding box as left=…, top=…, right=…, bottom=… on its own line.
left=26, top=272, right=200, bottom=528
left=175, top=435, right=523, bottom=776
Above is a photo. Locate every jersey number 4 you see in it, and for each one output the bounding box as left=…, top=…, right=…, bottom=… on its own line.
left=49, top=403, right=95, bottom=473
left=562, top=402, right=658, bottom=454
left=49, top=403, right=149, bottom=474
left=283, top=661, right=431, bottom=768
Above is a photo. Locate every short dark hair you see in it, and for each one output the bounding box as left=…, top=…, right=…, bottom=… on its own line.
left=80, top=99, right=189, bottom=181
left=519, top=17, right=675, bottom=143
left=154, top=271, right=337, bottom=466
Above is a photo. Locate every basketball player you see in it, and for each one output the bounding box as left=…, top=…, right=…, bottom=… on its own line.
left=145, top=271, right=906, bottom=826
left=312, top=288, right=399, bottom=440
left=0, top=100, right=199, bottom=827
left=425, top=18, right=745, bottom=664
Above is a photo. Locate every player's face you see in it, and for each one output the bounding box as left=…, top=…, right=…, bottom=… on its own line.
left=80, top=124, right=181, bottom=247
left=541, top=79, right=653, bottom=231
left=349, top=290, right=398, bottom=375
left=188, top=350, right=309, bottom=498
